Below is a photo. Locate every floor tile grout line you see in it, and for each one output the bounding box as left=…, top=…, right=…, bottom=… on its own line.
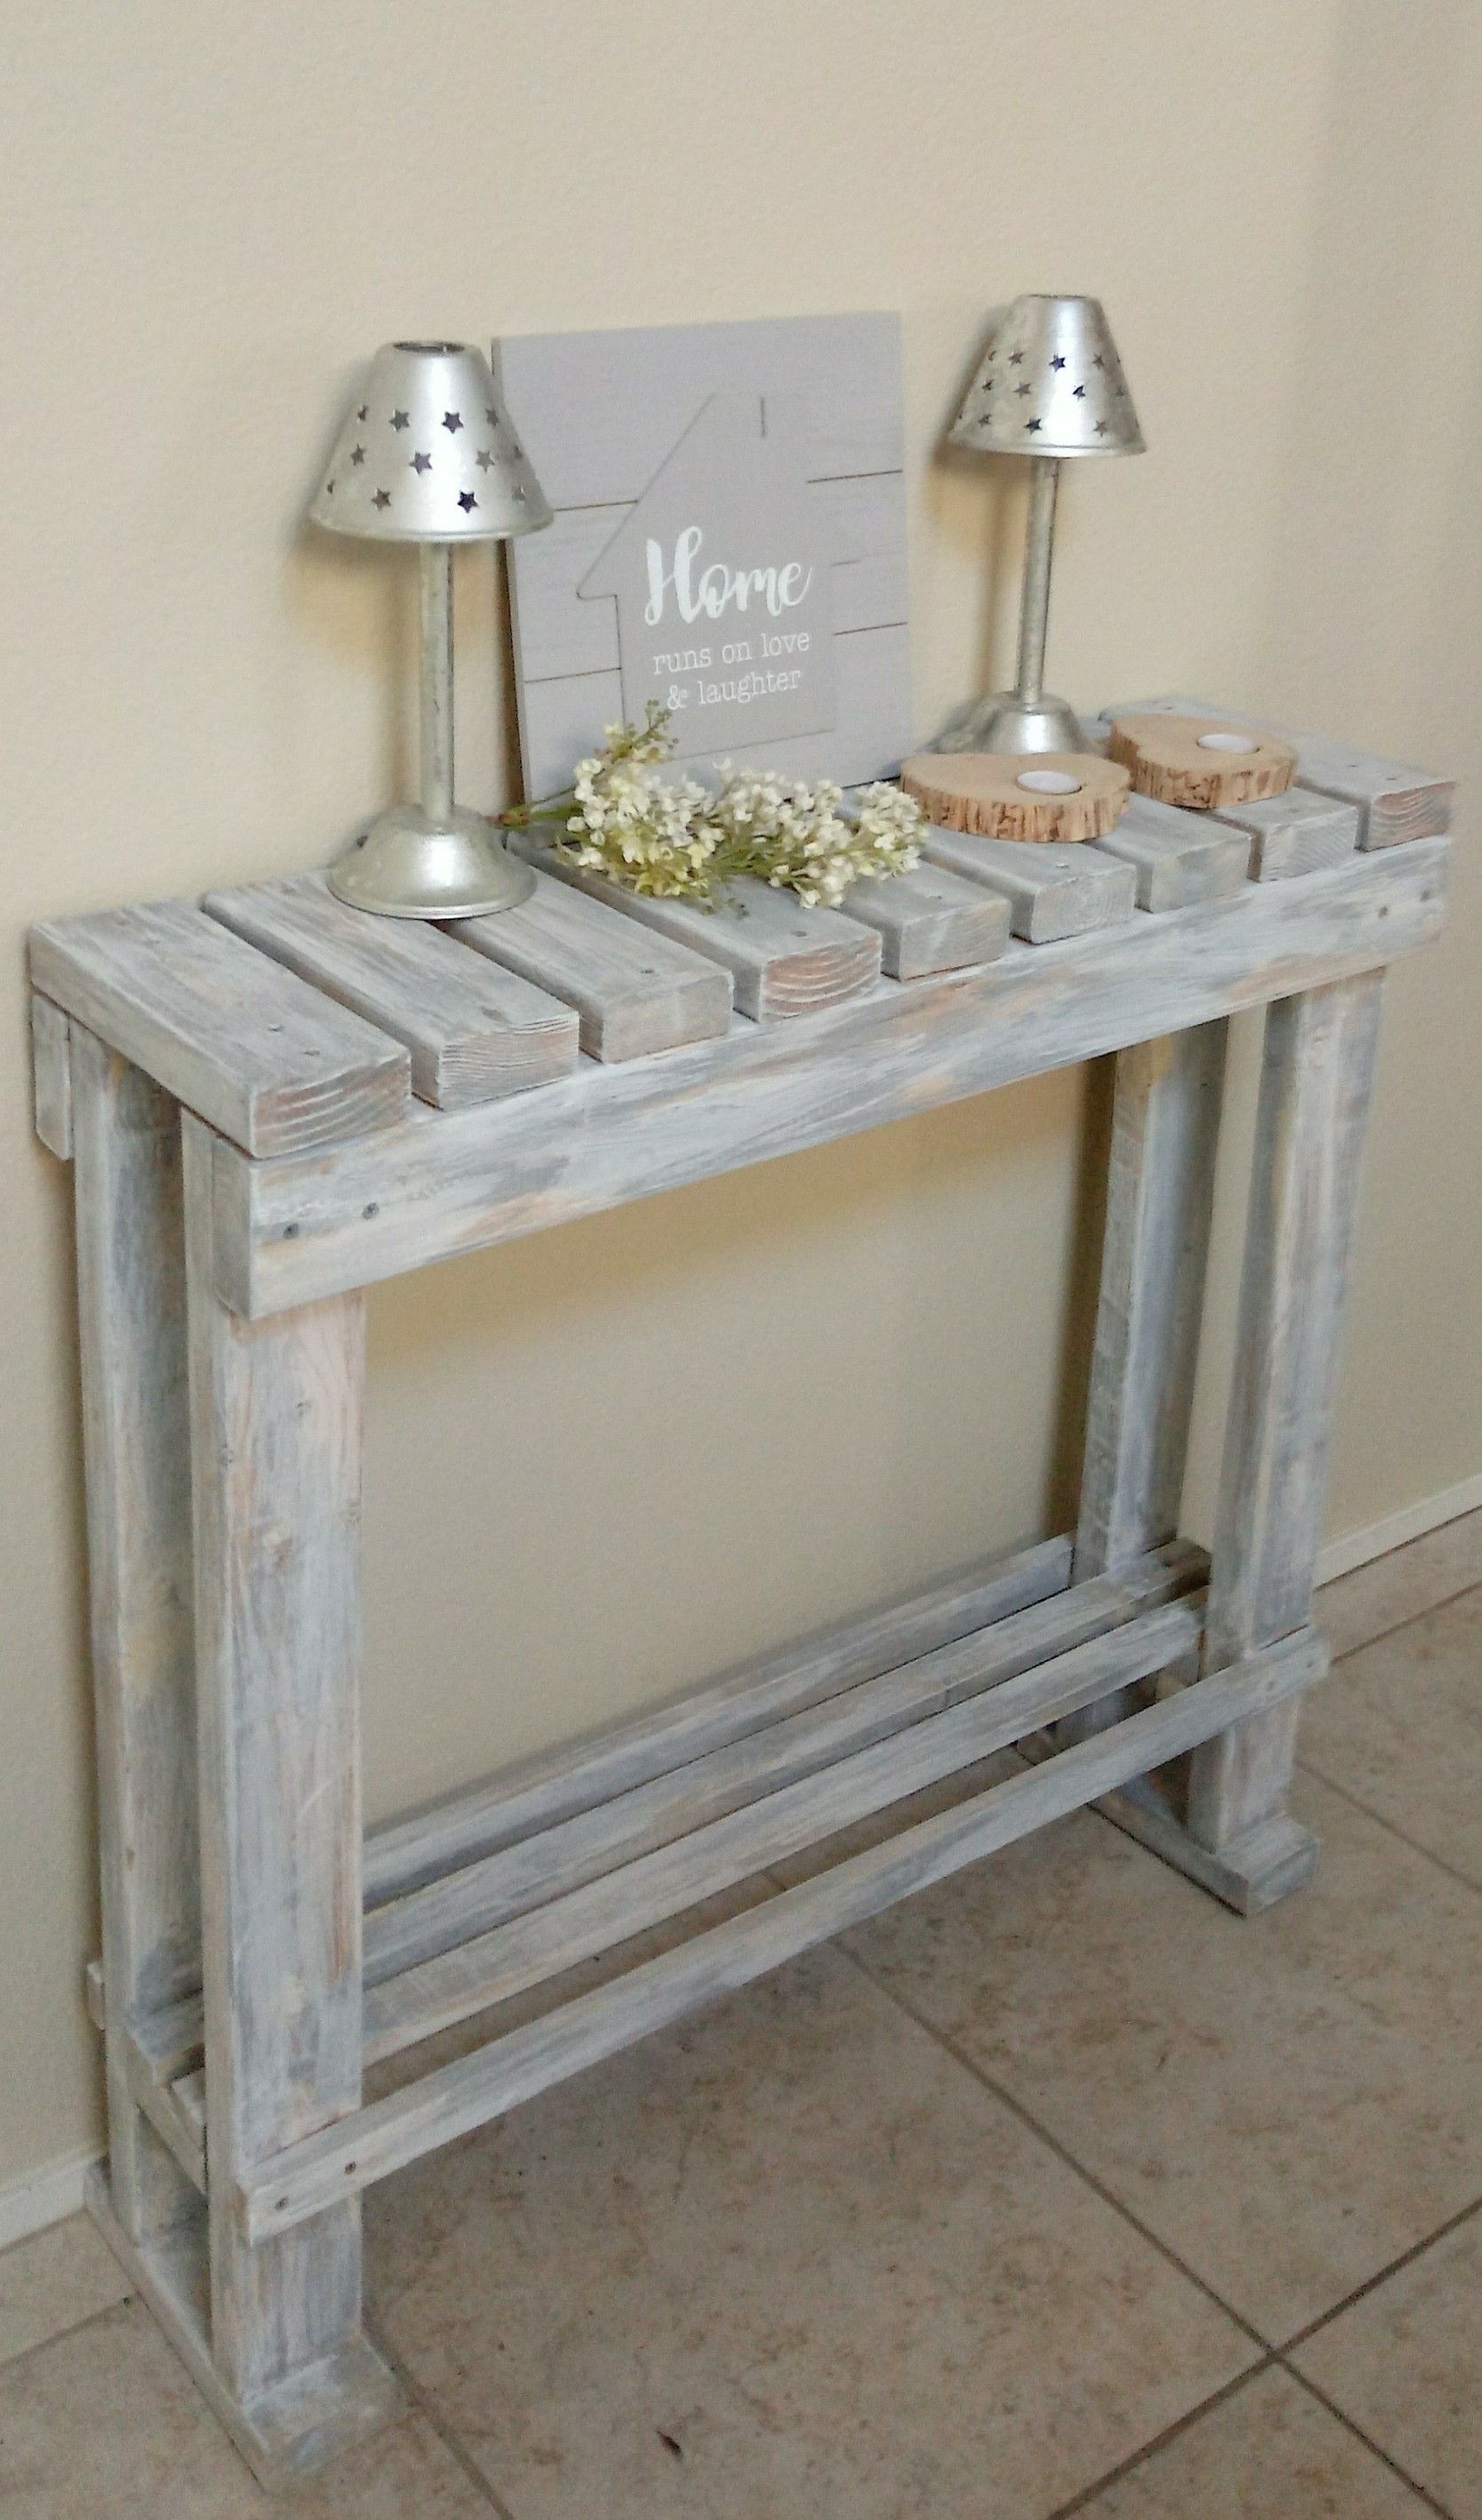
left=0, top=2286, right=139, bottom=2379
left=1323, top=1570, right=1482, bottom=1669
left=836, top=1939, right=1271, bottom=2352
left=364, top=2304, right=520, bottom=2520
left=1293, top=1758, right=1482, bottom=1901
left=1275, top=2189, right=1482, bottom=2358
left=1279, top=2358, right=1457, bottom=2516
left=1038, top=2356, right=1279, bottom=2520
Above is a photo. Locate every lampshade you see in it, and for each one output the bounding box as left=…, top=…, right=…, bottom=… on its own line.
left=949, top=296, right=1143, bottom=461
left=309, top=341, right=553, bottom=541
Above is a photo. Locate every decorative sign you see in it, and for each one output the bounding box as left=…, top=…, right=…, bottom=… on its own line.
left=498, top=313, right=912, bottom=796
left=578, top=393, right=835, bottom=752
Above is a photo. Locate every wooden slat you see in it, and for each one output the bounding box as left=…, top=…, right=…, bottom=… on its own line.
left=922, top=828, right=1137, bottom=941
left=1104, top=696, right=1453, bottom=849
left=449, top=869, right=732, bottom=1061
left=31, top=994, right=72, bottom=1157
left=30, top=901, right=410, bottom=1157
left=1091, top=796, right=1250, bottom=910
left=1209, top=789, right=1359, bottom=881
left=368, top=1534, right=1072, bottom=1905
left=363, top=1596, right=1206, bottom=2063
left=834, top=863, right=1009, bottom=979
left=238, top=1626, right=1325, bottom=2243
left=203, top=873, right=578, bottom=1109
left=516, top=843, right=882, bottom=1019
left=214, top=838, right=1447, bottom=1319
left=363, top=1544, right=1203, bottom=1985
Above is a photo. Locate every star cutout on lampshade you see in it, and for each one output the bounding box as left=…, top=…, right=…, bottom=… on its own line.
left=949, top=295, right=1143, bottom=459
left=309, top=343, right=553, bottom=541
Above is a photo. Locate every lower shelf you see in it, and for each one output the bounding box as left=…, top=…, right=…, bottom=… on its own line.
left=119, top=1534, right=1325, bottom=2250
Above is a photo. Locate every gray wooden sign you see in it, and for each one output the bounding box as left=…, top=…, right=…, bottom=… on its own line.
left=496, top=314, right=912, bottom=795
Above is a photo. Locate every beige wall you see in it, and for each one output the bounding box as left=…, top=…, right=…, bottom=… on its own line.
left=4, top=0, right=1478, bottom=2197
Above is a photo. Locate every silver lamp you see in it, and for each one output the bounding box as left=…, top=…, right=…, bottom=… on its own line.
left=938, top=295, right=1144, bottom=756
left=309, top=341, right=553, bottom=917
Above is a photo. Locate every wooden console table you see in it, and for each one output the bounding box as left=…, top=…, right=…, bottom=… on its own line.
left=29, top=697, right=1451, bottom=2486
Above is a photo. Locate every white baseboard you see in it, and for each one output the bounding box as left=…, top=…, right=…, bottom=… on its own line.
left=0, top=2144, right=102, bottom=2253
left=1316, top=1473, right=1482, bottom=1587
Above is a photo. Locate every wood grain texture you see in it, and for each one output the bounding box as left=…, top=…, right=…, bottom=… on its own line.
left=1110, top=714, right=1296, bottom=807
left=214, top=839, right=1447, bottom=1318
left=1208, top=788, right=1360, bottom=882
left=902, top=751, right=1130, bottom=844
left=1104, top=695, right=1454, bottom=848
left=1188, top=971, right=1385, bottom=1858
left=833, top=862, right=1009, bottom=979
left=203, top=872, right=578, bottom=1108
left=183, top=1117, right=378, bottom=2406
left=240, top=1626, right=1323, bottom=2242
left=361, top=1544, right=1202, bottom=1992
left=31, top=899, right=411, bottom=1156
left=514, top=840, right=882, bottom=1020
left=71, top=1029, right=202, bottom=2251
left=366, top=1535, right=1072, bottom=1906
left=1091, top=794, right=1250, bottom=910
left=1063, top=1023, right=1227, bottom=1746
left=449, top=868, right=733, bottom=1061
left=31, top=993, right=72, bottom=1157
left=921, top=827, right=1138, bottom=940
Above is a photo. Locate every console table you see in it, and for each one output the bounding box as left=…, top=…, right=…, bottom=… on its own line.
left=29, top=697, right=1451, bottom=2487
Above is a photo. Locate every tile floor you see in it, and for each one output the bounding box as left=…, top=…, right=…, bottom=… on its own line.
left=4, top=1510, right=1481, bottom=2517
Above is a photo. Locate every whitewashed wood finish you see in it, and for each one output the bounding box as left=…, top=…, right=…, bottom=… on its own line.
left=362, top=1545, right=1202, bottom=1988
left=240, top=1626, right=1323, bottom=2243
left=356, top=1598, right=1209, bottom=2064
left=515, top=840, right=882, bottom=1020
left=71, top=1029, right=202, bottom=2252
left=203, top=872, right=578, bottom=1108
left=366, top=1534, right=1072, bottom=1906
left=1062, top=1023, right=1228, bottom=1746
left=1188, top=971, right=1385, bottom=1873
left=31, top=900, right=411, bottom=1156
left=499, top=314, right=912, bottom=795
left=182, top=1116, right=388, bottom=2413
left=31, top=993, right=72, bottom=1157
left=213, top=839, right=1446, bottom=1320
left=1104, top=696, right=1454, bottom=848
left=85, top=2167, right=399, bottom=2493
left=922, top=827, right=1137, bottom=941
left=1092, top=796, right=1250, bottom=910
left=449, top=868, right=733, bottom=1061
left=1209, top=789, right=1360, bottom=882
left=832, top=863, right=1010, bottom=979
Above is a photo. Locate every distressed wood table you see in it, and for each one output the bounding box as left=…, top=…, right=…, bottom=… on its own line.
left=29, top=697, right=1452, bottom=2487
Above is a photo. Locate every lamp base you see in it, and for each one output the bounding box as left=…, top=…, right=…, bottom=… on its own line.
left=328, top=803, right=537, bottom=919
left=932, top=690, right=1086, bottom=758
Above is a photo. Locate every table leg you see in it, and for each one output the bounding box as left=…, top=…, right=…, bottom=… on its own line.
left=1186, top=971, right=1384, bottom=1889
left=180, top=1115, right=399, bottom=2486
left=1061, top=1020, right=1227, bottom=1743
left=71, top=1029, right=201, bottom=2248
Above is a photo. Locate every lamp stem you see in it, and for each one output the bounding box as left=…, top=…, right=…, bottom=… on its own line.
left=1014, top=456, right=1060, bottom=710
left=419, top=541, right=454, bottom=823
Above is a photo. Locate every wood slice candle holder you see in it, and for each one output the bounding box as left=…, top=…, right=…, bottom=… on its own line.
left=900, top=751, right=1130, bottom=845
left=1110, top=714, right=1297, bottom=810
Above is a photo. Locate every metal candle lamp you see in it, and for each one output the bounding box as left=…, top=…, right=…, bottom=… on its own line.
left=309, top=341, right=553, bottom=918
left=939, top=295, right=1144, bottom=757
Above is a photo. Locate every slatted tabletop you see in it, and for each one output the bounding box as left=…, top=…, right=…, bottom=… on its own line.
left=30, top=698, right=1452, bottom=1316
